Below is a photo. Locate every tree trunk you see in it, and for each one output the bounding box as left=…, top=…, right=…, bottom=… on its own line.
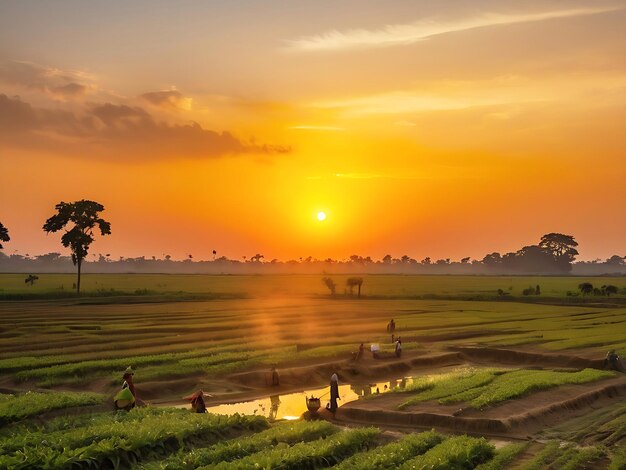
left=357, top=284, right=361, bottom=297
left=76, top=257, right=82, bottom=295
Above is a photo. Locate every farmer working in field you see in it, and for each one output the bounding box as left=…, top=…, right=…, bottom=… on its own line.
left=187, top=390, right=207, bottom=413
left=114, top=366, right=137, bottom=411
left=605, top=350, right=626, bottom=373
left=328, top=373, right=340, bottom=413
left=395, top=337, right=402, bottom=358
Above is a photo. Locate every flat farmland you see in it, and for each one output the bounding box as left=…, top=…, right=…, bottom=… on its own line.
left=1, top=273, right=625, bottom=298
left=1, top=274, right=625, bottom=469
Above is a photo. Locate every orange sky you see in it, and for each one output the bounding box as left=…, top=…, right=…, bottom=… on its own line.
left=1, top=1, right=625, bottom=261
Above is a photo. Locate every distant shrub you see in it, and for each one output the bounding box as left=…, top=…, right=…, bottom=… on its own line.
left=522, top=287, right=535, bottom=296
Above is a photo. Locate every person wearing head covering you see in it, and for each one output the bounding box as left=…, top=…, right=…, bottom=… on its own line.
left=329, top=373, right=340, bottom=413
left=114, top=366, right=137, bottom=411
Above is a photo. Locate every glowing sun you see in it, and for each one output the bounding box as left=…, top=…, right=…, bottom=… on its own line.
left=317, top=211, right=327, bottom=221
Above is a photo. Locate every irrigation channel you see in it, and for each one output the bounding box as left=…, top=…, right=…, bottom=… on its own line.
left=169, top=376, right=413, bottom=420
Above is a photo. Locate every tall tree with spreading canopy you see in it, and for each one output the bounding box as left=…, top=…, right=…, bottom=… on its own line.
left=0, top=222, right=9, bottom=249
left=43, top=200, right=111, bottom=295
left=539, top=233, right=579, bottom=272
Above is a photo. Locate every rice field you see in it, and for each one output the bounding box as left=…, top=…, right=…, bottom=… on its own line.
left=0, top=274, right=625, bottom=468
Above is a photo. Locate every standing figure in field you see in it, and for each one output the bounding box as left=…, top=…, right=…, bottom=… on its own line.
left=357, top=343, right=365, bottom=360
left=605, top=350, right=626, bottom=373
left=387, top=319, right=396, bottom=334
left=188, top=390, right=207, bottom=413
left=328, top=373, right=340, bottom=413
left=395, top=337, right=402, bottom=358
left=114, top=367, right=137, bottom=411
left=271, top=366, right=280, bottom=386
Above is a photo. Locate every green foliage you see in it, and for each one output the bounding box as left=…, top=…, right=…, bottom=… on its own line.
left=552, top=445, right=606, bottom=470
left=610, top=445, right=626, bottom=470
left=468, top=368, right=613, bottom=409
left=520, top=441, right=563, bottom=470
left=475, top=442, right=528, bottom=470
left=399, top=435, right=494, bottom=469
left=140, top=420, right=338, bottom=469
left=398, top=367, right=503, bottom=409
left=208, top=427, right=380, bottom=469
left=398, top=367, right=614, bottom=410
left=334, top=430, right=444, bottom=469
left=0, top=409, right=267, bottom=469
left=0, top=391, right=104, bottom=426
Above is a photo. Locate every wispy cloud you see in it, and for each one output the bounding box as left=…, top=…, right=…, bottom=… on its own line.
left=141, top=89, right=193, bottom=111
left=286, top=7, right=621, bottom=52
left=0, top=60, right=95, bottom=98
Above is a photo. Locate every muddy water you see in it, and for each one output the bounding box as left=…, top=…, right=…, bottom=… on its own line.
left=188, top=377, right=411, bottom=420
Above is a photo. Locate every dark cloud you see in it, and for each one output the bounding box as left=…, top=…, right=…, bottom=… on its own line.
left=141, top=90, right=191, bottom=110
left=0, top=95, right=289, bottom=159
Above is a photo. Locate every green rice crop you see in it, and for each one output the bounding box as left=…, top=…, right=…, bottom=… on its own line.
left=468, top=368, right=614, bottom=409
left=519, top=441, right=564, bottom=470
left=475, top=442, right=529, bottom=470
left=609, top=445, right=626, bottom=470
left=398, top=367, right=504, bottom=409
left=0, top=408, right=268, bottom=469
left=399, top=435, right=494, bottom=469
left=0, top=391, right=104, bottom=426
left=141, top=420, right=339, bottom=469
left=208, top=427, right=380, bottom=469
left=334, top=430, right=444, bottom=469
left=552, top=445, right=606, bottom=470
left=398, top=368, right=614, bottom=410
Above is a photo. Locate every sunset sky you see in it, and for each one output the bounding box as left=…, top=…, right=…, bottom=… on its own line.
left=1, top=0, right=625, bottom=261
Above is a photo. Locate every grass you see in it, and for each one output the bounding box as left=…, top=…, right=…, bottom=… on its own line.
left=519, top=441, right=564, bottom=470
left=610, top=445, right=626, bottom=470
left=0, top=408, right=268, bottom=469
left=0, top=391, right=104, bottom=426
left=140, top=420, right=339, bottom=469
left=475, top=442, right=529, bottom=470
left=397, top=367, right=615, bottom=409
left=334, top=430, right=444, bottom=469
left=399, top=435, right=494, bottom=469
left=208, top=427, right=380, bottom=469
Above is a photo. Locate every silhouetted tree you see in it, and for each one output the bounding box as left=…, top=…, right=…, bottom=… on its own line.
left=461, top=257, right=470, bottom=264
left=212, top=250, right=217, bottom=260
left=0, top=221, right=9, bottom=249
left=43, top=200, right=111, bottom=295
left=482, top=252, right=502, bottom=267
left=382, top=254, right=392, bottom=264
left=421, top=257, right=431, bottom=265
left=322, top=277, right=336, bottom=295
left=250, top=253, right=264, bottom=263
left=535, top=285, right=541, bottom=295
left=603, top=285, right=618, bottom=296
left=539, top=233, right=579, bottom=272
left=578, top=282, right=593, bottom=296
left=606, top=255, right=625, bottom=266
left=346, top=277, right=363, bottom=297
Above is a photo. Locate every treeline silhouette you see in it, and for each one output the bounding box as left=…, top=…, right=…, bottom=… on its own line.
left=1, top=237, right=624, bottom=275
left=1, top=204, right=625, bottom=278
